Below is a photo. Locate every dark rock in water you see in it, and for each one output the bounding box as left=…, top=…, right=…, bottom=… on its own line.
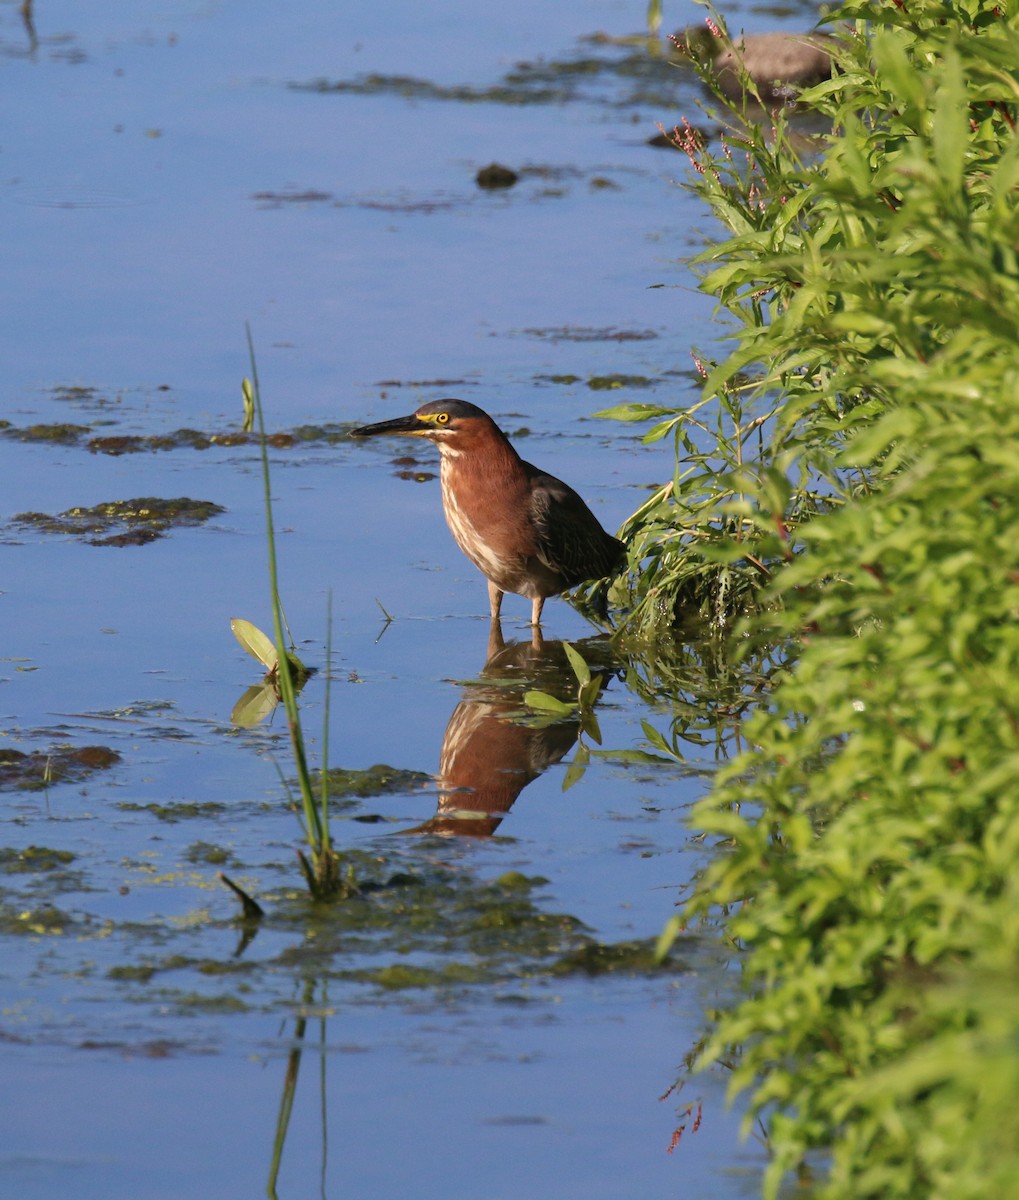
left=476, top=162, right=519, bottom=189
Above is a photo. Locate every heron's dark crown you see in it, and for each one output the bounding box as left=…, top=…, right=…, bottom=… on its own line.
left=415, top=399, right=489, bottom=422
left=349, top=398, right=509, bottom=447
left=407, top=399, right=509, bottom=448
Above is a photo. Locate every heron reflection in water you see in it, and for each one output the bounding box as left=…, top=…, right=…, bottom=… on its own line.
left=404, top=622, right=615, bottom=837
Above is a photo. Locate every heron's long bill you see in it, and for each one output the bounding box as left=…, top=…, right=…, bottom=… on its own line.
left=349, top=414, right=429, bottom=438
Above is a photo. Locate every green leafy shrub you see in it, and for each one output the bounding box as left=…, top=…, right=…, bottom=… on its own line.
left=646, top=3, right=1019, bottom=1197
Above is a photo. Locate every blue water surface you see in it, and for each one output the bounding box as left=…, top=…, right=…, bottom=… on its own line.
left=0, top=1, right=806, bottom=1196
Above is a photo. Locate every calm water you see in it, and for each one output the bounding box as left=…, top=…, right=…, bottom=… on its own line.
left=0, top=1, right=813, bottom=1195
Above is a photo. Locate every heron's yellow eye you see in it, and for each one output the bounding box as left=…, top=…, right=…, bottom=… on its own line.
left=436, top=412, right=449, bottom=425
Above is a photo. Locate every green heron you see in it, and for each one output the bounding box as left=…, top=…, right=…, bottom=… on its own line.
left=350, top=399, right=625, bottom=625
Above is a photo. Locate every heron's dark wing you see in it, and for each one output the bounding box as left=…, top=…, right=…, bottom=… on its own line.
left=526, top=466, right=624, bottom=588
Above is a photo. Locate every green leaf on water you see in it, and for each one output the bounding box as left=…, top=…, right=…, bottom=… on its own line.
left=231, top=618, right=308, bottom=679
left=231, top=617, right=279, bottom=670
left=523, top=690, right=576, bottom=715
left=230, top=681, right=280, bottom=728
left=579, top=709, right=603, bottom=745
left=578, top=676, right=604, bottom=711
left=563, top=742, right=590, bottom=791
left=641, top=719, right=680, bottom=760
left=562, top=641, right=591, bottom=687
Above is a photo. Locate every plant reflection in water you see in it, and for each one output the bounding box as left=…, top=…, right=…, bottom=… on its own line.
left=268, top=977, right=330, bottom=1200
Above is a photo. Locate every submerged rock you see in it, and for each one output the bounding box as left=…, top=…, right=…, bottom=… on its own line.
left=476, top=162, right=519, bottom=189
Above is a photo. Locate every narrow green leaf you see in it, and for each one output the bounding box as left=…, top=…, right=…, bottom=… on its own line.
left=655, top=915, right=682, bottom=962
left=241, top=377, right=255, bottom=433
left=932, top=50, right=967, bottom=199
left=592, top=403, right=673, bottom=423
left=641, top=719, right=678, bottom=759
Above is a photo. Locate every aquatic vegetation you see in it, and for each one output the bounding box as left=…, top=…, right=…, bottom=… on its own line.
left=290, top=72, right=570, bottom=106
left=0, top=903, right=74, bottom=935
left=586, top=373, right=655, bottom=390
left=521, top=325, right=659, bottom=342
left=289, top=42, right=687, bottom=110
left=0, top=419, right=353, bottom=455
left=251, top=187, right=335, bottom=207
left=243, top=332, right=350, bottom=902
left=0, top=845, right=75, bottom=871
left=0, top=744, right=120, bottom=790
left=116, top=800, right=229, bottom=823
left=10, top=497, right=225, bottom=545
left=86, top=855, right=683, bottom=1006
left=50, top=384, right=103, bottom=404
left=3, top=421, right=90, bottom=443
left=620, top=631, right=783, bottom=768
left=524, top=641, right=607, bottom=789
left=230, top=617, right=309, bottom=683
left=312, top=763, right=431, bottom=801
left=184, top=842, right=233, bottom=866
